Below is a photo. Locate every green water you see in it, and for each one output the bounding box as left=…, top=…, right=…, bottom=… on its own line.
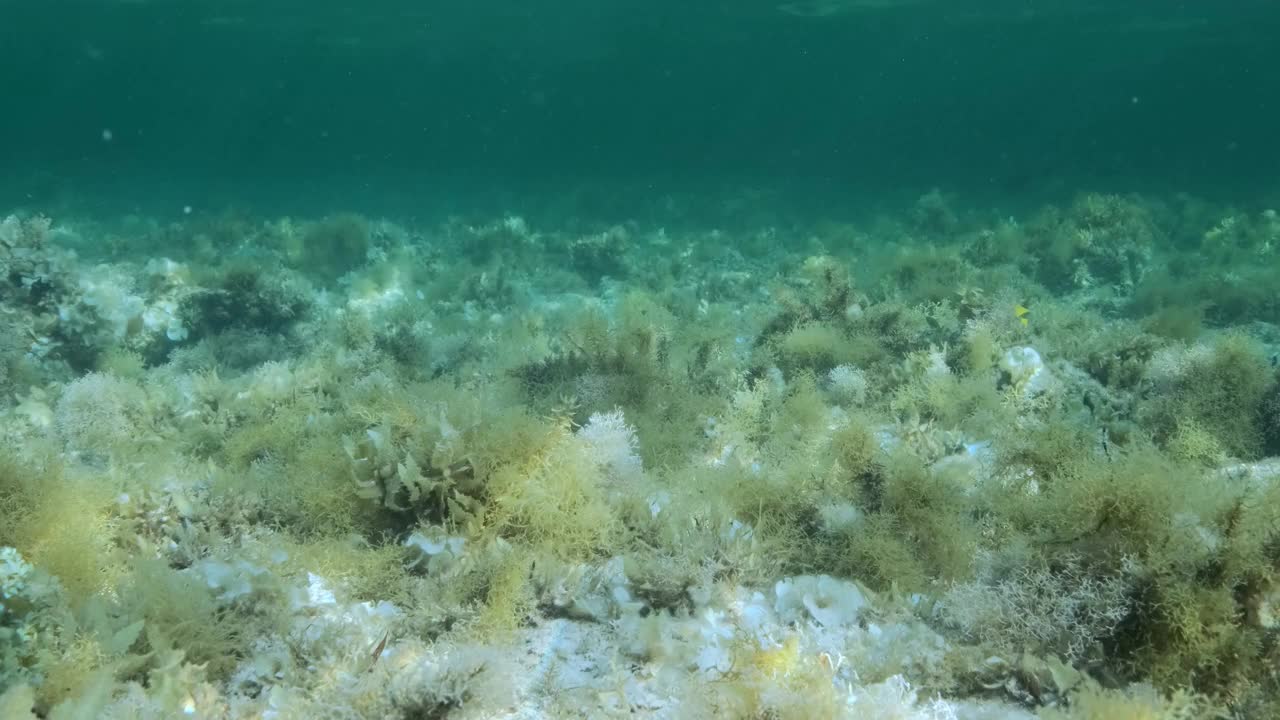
left=4, top=1, right=1279, bottom=214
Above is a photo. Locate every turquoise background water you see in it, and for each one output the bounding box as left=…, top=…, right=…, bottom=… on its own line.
left=3, top=1, right=1278, bottom=214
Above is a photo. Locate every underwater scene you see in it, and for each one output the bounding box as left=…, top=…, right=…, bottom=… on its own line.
left=4, top=2, right=1280, bottom=718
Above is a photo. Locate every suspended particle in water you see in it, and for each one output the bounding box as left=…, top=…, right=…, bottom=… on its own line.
left=101, top=128, right=113, bottom=142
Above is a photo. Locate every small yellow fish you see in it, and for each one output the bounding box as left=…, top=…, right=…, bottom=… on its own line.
left=1014, top=304, right=1030, bottom=326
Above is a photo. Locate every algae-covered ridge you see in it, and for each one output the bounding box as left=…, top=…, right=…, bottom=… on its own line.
left=2, top=193, right=1280, bottom=719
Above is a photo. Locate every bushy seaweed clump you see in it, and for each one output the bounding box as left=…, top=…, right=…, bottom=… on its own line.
left=1139, top=334, right=1275, bottom=459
